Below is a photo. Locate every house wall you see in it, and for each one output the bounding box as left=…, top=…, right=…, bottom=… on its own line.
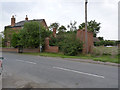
left=76, top=29, right=94, bottom=53
left=41, top=20, right=48, bottom=29
left=4, top=27, right=21, bottom=47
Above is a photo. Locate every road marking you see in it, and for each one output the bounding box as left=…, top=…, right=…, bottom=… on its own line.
left=16, top=59, right=36, bottom=64
left=53, top=67, right=105, bottom=78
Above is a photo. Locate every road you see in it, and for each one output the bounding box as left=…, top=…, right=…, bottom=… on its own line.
left=2, top=52, right=118, bottom=88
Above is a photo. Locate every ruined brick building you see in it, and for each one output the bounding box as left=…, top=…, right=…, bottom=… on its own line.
left=4, top=15, right=93, bottom=54
left=4, top=15, right=48, bottom=47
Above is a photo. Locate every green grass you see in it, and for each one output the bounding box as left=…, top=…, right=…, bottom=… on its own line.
left=92, top=46, right=118, bottom=56
left=21, top=52, right=119, bottom=64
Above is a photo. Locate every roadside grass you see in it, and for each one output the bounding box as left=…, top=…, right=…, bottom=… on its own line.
left=92, top=46, right=118, bottom=56
left=22, top=52, right=119, bottom=64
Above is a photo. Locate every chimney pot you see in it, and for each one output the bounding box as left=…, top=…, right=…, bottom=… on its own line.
left=11, top=15, right=15, bottom=26
left=25, top=15, right=28, bottom=21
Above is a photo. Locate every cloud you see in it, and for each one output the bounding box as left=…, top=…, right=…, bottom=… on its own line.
left=0, top=0, right=118, bottom=40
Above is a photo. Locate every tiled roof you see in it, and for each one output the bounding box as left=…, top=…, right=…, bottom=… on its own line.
left=14, top=19, right=44, bottom=27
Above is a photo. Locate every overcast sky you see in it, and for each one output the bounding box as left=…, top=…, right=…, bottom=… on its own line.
left=0, top=0, right=119, bottom=40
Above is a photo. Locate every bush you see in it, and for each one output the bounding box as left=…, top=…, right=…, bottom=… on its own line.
left=94, top=40, right=116, bottom=46
left=50, top=32, right=83, bottom=56
left=62, top=39, right=83, bottom=56
left=49, top=36, right=58, bottom=46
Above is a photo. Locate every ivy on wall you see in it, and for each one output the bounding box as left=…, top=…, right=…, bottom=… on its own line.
left=4, top=28, right=21, bottom=42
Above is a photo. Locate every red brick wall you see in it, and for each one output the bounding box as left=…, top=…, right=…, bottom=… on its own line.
left=2, top=48, right=40, bottom=53
left=76, top=29, right=93, bottom=53
left=45, top=46, right=59, bottom=53
left=53, top=28, right=56, bottom=37
left=44, top=37, right=59, bottom=53
left=2, top=48, right=18, bottom=52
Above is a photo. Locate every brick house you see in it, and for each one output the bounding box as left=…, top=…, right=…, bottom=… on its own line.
left=4, top=15, right=48, bottom=47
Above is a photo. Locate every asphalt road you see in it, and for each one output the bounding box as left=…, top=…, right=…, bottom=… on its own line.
left=2, top=52, right=118, bottom=88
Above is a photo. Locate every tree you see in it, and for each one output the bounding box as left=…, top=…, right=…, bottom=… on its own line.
left=79, top=20, right=101, bottom=37
left=58, top=25, right=67, bottom=33
left=49, top=22, right=60, bottom=31
left=98, top=37, right=104, bottom=41
left=11, top=33, right=20, bottom=48
left=67, top=21, right=77, bottom=31
left=11, top=21, right=52, bottom=48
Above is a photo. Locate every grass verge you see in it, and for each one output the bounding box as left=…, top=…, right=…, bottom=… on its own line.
left=21, top=52, right=119, bottom=64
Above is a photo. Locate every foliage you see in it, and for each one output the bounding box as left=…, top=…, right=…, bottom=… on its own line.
left=11, top=21, right=52, bottom=48
left=49, top=22, right=60, bottom=31
left=2, top=38, right=5, bottom=47
left=115, top=40, right=120, bottom=45
left=67, top=21, right=77, bottom=31
left=11, top=33, right=20, bottom=48
left=98, top=37, right=104, bottom=41
left=58, top=25, right=67, bottom=33
left=62, top=38, right=83, bottom=56
left=94, top=40, right=116, bottom=46
left=4, top=28, right=20, bottom=42
left=79, top=20, right=101, bottom=37
left=49, top=36, right=58, bottom=46
left=50, top=32, right=83, bottom=56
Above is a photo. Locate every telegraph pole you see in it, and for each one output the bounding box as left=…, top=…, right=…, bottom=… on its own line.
left=39, top=23, right=42, bottom=52
left=85, top=0, right=88, bottom=54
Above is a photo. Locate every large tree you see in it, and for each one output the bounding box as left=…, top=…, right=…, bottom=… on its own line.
left=79, top=20, right=101, bottom=37
left=11, top=33, right=20, bottom=48
left=58, top=25, right=67, bottom=33
left=49, top=22, right=60, bottom=31
left=11, top=21, right=51, bottom=48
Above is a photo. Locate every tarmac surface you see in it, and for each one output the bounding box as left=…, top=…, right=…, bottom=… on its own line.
left=2, top=52, right=119, bottom=88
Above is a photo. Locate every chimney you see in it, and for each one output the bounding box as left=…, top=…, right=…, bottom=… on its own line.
left=25, top=15, right=28, bottom=21
left=53, top=28, right=56, bottom=37
left=11, top=15, right=15, bottom=26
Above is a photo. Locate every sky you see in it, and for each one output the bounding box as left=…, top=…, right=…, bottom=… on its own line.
left=0, top=0, right=119, bottom=40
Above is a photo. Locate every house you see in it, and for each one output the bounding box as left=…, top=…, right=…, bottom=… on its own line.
left=4, top=15, right=48, bottom=47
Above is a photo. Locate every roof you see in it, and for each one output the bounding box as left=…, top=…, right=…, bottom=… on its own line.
left=14, top=19, right=44, bottom=27
left=5, top=19, right=44, bottom=28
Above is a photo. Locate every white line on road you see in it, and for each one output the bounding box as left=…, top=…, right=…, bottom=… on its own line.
left=16, top=59, right=36, bottom=64
left=53, top=67, right=105, bottom=78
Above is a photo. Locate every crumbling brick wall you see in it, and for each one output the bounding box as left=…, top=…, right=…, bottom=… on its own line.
left=76, top=29, right=93, bottom=53
left=44, top=37, right=59, bottom=53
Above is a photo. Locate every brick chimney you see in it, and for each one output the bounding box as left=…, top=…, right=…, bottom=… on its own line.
left=25, top=15, right=28, bottom=21
left=11, top=15, right=15, bottom=26
left=53, top=28, right=56, bottom=37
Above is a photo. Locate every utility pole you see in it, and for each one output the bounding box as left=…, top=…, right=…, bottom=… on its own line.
left=85, top=0, right=88, bottom=54
left=39, top=23, right=42, bottom=52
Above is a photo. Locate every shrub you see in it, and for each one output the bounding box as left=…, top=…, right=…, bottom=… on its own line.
left=49, top=36, right=58, bottom=46
left=49, top=31, right=83, bottom=56
left=62, top=39, right=83, bottom=56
